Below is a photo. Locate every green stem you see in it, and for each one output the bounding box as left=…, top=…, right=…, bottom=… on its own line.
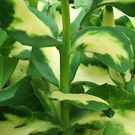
left=29, top=0, right=38, bottom=9
left=60, top=0, right=71, bottom=134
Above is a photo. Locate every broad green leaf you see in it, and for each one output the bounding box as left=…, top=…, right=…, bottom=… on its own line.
left=0, top=28, right=8, bottom=47
left=81, top=0, right=135, bottom=26
left=0, top=106, right=61, bottom=135
left=71, top=26, right=133, bottom=72
left=72, top=53, right=115, bottom=85
left=9, top=60, right=29, bottom=85
left=0, top=54, right=18, bottom=89
left=0, top=0, right=63, bottom=47
left=50, top=90, right=114, bottom=116
left=0, top=37, right=31, bottom=59
left=0, top=86, right=17, bottom=102
left=71, top=84, right=135, bottom=135
left=1, top=76, right=43, bottom=111
left=31, top=47, right=60, bottom=87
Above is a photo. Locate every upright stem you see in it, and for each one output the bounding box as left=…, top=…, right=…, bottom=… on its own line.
left=60, top=0, right=70, bottom=134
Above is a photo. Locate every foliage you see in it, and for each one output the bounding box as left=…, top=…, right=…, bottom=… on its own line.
left=0, top=0, right=135, bottom=135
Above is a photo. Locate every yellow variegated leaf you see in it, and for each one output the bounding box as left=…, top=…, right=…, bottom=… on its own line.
left=0, top=0, right=62, bottom=47
left=50, top=90, right=114, bottom=114
left=71, top=26, right=133, bottom=72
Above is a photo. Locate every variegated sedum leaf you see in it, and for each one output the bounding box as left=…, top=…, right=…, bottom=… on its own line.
left=71, top=84, right=135, bottom=135
left=0, top=0, right=62, bottom=47
left=0, top=106, right=61, bottom=135
left=81, top=0, right=135, bottom=26
left=50, top=90, right=114, bottom=116
left=71, top=26, right=133, bottom=72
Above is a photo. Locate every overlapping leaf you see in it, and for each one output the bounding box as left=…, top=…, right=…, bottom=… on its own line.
left=50, top=90, right=114, bottom=117
left=71, top=26, right=133, bottom=72
left=72, top=53, right=115, bottom=85
left=0, top=0, right=62, bottom=47
left=81, top=0, right=135, bottom=26
left=0, top=106, right=61, bottom=135
left=0, top=37, right=31, bottom=59
left=71, top=84, right=135, bottom=135
left=0, top=54, right=18, bottom=89
left=0, top=76, right=43, bottom=111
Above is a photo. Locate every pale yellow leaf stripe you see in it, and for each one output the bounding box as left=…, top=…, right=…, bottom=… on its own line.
left=7, top=0, right=54, bottom=37
left=72, top=30, right=129, bottom=65
left=50, top=91, right=109, bottom=106
left=0, top=113, right=59, bottom=135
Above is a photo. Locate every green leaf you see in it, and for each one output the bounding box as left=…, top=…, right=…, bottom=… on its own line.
left=0, top=37, right=31, bottom=59
left=50, top=90, right=114, bottom=116
left=71, top=26, right=133, bottom=72
left=74, top=0, right=93, bottom=12
left=0, top=76, right=43, bottom=112
left=69, top=51, right=80, bottom=83
left=72, top=52, right=115, bottom=85
left=116, top=25, right=135, bottom=55
left=0, top=0, right=63, bottom=47
left=0, top=28, right=8, bottom=47
left=0, top=106, right=61, bottom=135
left=0, top=54, right=18, bottom=89
left=81, top=0, right=135, bottom=26
left=0, top=86, right=17, bottom=102
left=31, top=47, right=60, bottom=87
left=126, top=78, right=135, bottom=93
left=115, top=15, right=135, bottom=29
left=71, top=84, right=135, bottom=135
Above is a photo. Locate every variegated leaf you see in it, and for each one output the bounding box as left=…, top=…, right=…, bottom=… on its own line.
left=72, top=53, right=115, bottom=85
left=50, top=90, right=114, bottom=116
left=0, top=37, right=31, bottom=59
left=32, top=47, right=60, bottom=87
left=71, top=84, right=135, bottom=135
left=81, top=0, right=135, bottom=26
left=0, top=106, right=61, bottom=135
left=0, top=0, right=62, bottom=47
left=71, top=26, right=133, bottom=72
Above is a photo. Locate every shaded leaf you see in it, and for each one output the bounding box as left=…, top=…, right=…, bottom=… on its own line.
left=81, top=0, right=135, bottom=26
left=0, top=54, right=18, bottom=89
left=0, top=28, right=8, bottom=47
left=0, top=76, right=43, bottom=112
left=0, top=106, right=61, bottom=135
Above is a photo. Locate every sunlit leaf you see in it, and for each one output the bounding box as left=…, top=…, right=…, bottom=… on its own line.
left=72, top=53, right=115, bottom=85
left=0, top=0, right=63, bottom=47
left=71, top=26, right=133, bottom=72
left=50, top=90, right=114, bottom=117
